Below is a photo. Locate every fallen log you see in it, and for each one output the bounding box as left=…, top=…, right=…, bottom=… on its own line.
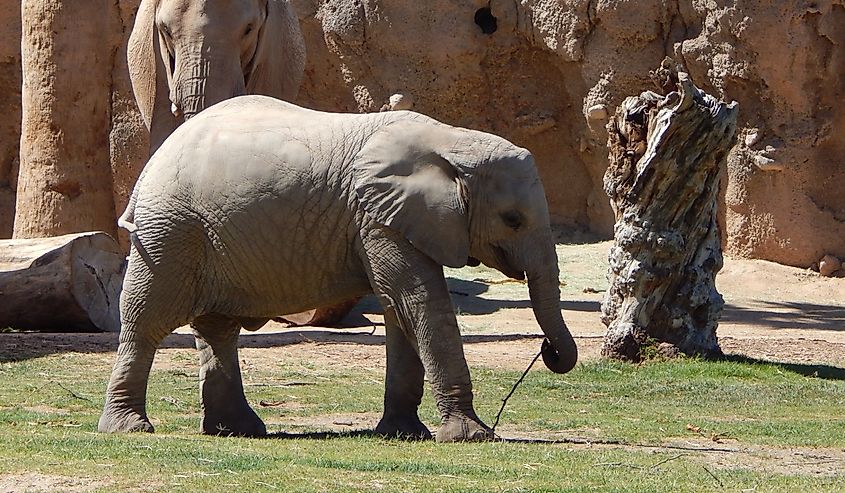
left=600, top=66, right=738, bottom=361
left=274, top=298, right=361, bottom=327
left=0, top=232, right=125, bottom=332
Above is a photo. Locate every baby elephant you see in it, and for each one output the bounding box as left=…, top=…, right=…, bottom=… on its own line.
left=98, top=96, right=578, bottom=442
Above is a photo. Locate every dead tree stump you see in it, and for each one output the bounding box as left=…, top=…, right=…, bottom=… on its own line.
left=0, top=232, right=125, bottom=332
left=600, top=71, right=738, bottom=361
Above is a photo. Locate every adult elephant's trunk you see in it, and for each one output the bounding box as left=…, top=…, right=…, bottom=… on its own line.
left=171, top=49, right=246, bottom=121
left=525, top=234, right=578, bottom=374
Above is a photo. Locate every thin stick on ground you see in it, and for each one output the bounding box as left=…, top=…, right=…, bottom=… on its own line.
left=491, top=348, right=544, bottom=433
left=702, top=466, right=723, bottom=487
left=650, top=454, right=684, bottom=470
left=54, top=381, right=93, bottom=403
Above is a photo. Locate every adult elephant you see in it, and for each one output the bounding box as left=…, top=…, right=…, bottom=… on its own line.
left=98, top=97, right=579, bottom=442
left=128, top=0, right=350, bottom=325
left=129, top=0, right=305, bottom=151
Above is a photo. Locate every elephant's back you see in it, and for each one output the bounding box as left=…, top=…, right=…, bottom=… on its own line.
left=201, top=95, right=314, bottom=122
left=141, top=94, right=445, bottom=218
left=133, top=97, right=374, bottom=315
left=198, top=95, right=347, bottom=131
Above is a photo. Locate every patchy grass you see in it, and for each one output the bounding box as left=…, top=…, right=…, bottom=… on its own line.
left=1, top=350, right=843, bottom=492
left=444, top=244, right=611, bottom=302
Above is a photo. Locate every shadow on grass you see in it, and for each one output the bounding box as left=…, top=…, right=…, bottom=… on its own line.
left=720, top=354, right=845, bottom=381
left=263, top=429, right=626, bottom=447
left=722, top=300, right=845, bottom=332
left=265, top=429, right=383, bottom=440
left=263, top=431, right=727, bottom=453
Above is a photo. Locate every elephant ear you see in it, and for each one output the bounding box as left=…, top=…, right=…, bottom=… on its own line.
left=127, top=0, right=179, bottom=152
left=247, top=0, right=306, bottom=100
left=353, top=120, right=472, bottom=268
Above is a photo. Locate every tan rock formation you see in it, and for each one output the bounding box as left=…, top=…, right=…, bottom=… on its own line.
left=0, top=1, right=842, bottom=269
left=0, top=0, right=21, bottom=238
left=294, top=0, right=845, bottom=267
left=15, top=0, right=120, bottom=239
left=679, top=1, right=845, bottom=267
left=819, top=254, right=842, bottom=277
left=109, top=0, right=147, bottom=249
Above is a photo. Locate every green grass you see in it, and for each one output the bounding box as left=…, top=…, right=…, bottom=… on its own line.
left=1, top=350, right=843, bottom=492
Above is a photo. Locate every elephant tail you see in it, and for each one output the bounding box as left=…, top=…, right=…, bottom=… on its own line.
left=118, top=166, right=149, bottom=234
left=117, top=192, right=139, bottom=233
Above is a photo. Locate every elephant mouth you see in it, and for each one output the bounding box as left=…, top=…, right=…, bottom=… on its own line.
left=492, top=246, right=526, bottom=281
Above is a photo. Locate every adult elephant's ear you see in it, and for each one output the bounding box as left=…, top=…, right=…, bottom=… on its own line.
left=128, top=0, right=180, bottom=151
left=247, top=0, right=306, bottom=100
left=353, top=120, right=472, bottom=268
left=127, top=0, right=158, bottom=129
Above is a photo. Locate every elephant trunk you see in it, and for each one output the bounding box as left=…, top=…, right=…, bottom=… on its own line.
left=525, top=235, right=578, bottom=374
left=171, top=49, right=246, bottom=120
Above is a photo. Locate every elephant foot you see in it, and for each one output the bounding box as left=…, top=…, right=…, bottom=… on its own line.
left=201, top=405, right=266, bottom=437
left=436, top=415, right=495, bottom=443
left=375, top=414, right=432, bottom=440
left=98, top=407, right=154, bottom=433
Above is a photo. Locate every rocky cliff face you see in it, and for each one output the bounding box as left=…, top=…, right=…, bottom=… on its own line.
left=0, top=0, right=21, bottom=238
left=1, top=0, right=843, bottom=267
left=293, top=0, right=845, bottom=267
left=681, top=2, right=845, bottom=267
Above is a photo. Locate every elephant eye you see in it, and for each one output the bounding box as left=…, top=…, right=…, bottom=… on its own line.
left=500, top=211, right=523, bottom=231
left=244, top=24, right=254, bottom=37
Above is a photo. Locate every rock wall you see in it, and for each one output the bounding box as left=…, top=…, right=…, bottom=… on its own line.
left=109, top=0, right=148, bottom=248
left=15, top=0, right=121, bottom=238
left=0, top=0, right=20, bottom=238
left=12, top=0, right=145, bottom=241
left=293, top=0, right=845, bottom=267
left=680, top=2, right=845, bottom=267
left=0, top=0, right=842, bottom=267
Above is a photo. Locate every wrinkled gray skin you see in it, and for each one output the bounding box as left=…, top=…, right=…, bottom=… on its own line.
left=98, top=96, right=579, bottom=442
left=129, top=0, right=305, bottom=151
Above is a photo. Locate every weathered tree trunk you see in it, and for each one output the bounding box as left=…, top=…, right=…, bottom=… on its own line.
left=600, top=69, right=738, bottom=361
left=0, top=232, right=125, bottom=332
left=14, top=1, right=119, bottom=239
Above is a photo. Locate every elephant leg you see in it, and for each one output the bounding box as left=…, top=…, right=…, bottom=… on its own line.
left=99, top=253, right=182, bottom=433
left=362, top=230, right=493, bottom=442
left=98, top=323, right=170, bottom=433
left=375, top=308, right=431, bottom=440
left=417, top=308, right=494, bottom=443
left=192, top=314, right=266, bottom=437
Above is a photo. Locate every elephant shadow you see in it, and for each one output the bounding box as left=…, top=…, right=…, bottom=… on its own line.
left=262, top=429, right=598, bottom=443
left=345, top=277, right=600, bottom=320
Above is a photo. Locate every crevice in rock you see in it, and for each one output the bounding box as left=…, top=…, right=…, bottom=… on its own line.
left=474, top=7, right=497, bottom=35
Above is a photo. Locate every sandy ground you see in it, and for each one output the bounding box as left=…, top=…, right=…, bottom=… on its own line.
left=2, top=243, right=843, bottom=368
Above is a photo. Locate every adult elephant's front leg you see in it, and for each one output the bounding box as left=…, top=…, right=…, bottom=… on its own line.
left=192, top=314, right=266, bottom=437
left=375, top=308, right=431, bottom=440
left=363, top=231, right=494, bottom=442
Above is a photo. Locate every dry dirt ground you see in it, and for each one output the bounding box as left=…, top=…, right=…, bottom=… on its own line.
left=5, top=243, right=841, bottom=368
